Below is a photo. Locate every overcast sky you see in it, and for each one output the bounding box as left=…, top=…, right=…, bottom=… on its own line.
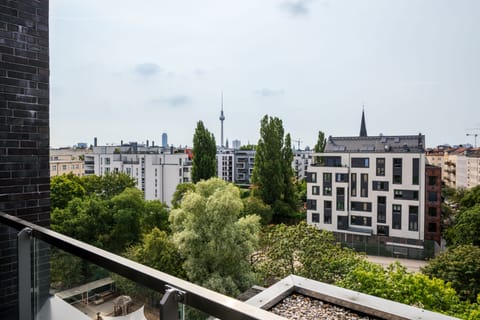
left=50, top=0, right=480, bottom=149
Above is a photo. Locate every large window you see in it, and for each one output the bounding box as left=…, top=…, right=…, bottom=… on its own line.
left=412, top=158, right=419, bottom=185
left=376, top=158, right=385, bottom=176
left=311, top=213, right=320, bottom=223
left=428, top=192, right=438, bottom=202
left=352, top=157, right=370, bottom=168
left=372, top=181, right=389, bottom=191
left=428, top=207, right=438, bottom=217
left=392, top=204, right=402, bottom=230
left=335, top=173, right=348, bottom=182
left=377, top=196, right=386, bottom=223
left=336, top=187, right=345, bottom=211
left=306, top=172, right=317, bottom=183
left=337, top=216, right=348, bottom=230
left=360, top=173, right=368, bottom=197
left=393, top=158, right=402, bottom=184
left=408, top=206, right=418, bottom=231
left=351, top=201, right=372, bottom=212
left=312, top=185, right=320, bottom=195
left=351, top=215, right=372, bottom=227
left=351, top=173, right=357, bottom=197
left=324, top=201, right=332, bottom=224
left=428, top=176, right=438, bottom=186
left=306, top=199, right=317, bottom=210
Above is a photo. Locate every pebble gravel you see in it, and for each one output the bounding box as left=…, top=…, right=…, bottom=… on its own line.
left=270, top=294, right=381, bottom=320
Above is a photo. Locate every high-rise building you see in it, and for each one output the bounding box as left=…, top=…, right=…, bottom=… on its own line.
left=162, top=132, right=168, bottom=148
left=306, top=111, right=439, bottom=259
left=232, top=139, right=241, bottom=150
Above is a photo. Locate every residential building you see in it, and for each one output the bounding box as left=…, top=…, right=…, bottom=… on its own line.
left=425, top=165, right=442, bottom=244
left=217, top=148, right=235, bottom=182
left=293, top=150, right=313, bottom=181
left=50, top=148, right=91, bottom=177
left=306, top=111, right=438, bottom=259
left=234, top=149, right=256, bottom=187
left=90, top=144, right=192, bottom=205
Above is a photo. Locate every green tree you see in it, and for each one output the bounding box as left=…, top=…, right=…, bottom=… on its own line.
left=51, top=173, right=86, bottom=209
left=241, top=196, right=273, bottom=225
left=80, top=173, right=135, bottom=199
left=255, top=222, right=361, bottom=285
left=191, top=121, right=217, bottom=183
left=141, top=200, right=170, bottom=233
left=445, top=205, right=480, bottom=246
left=251, top=115, right=285, bottom=206
left=282, top=133, right=295, bottom=210
left=314, top=130, right=326, bottom=164
left=169, top=178, right=260, bottom=296
left=422, top=245, right=480, bottom=301
left=171, top=183, right=196, bottom=208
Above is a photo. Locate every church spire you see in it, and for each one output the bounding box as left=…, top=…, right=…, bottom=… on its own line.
left=360, top=106, right=367, bottom=137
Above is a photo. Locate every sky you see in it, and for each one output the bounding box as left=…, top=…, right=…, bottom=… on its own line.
left=50, top=0, right=480, bottom=149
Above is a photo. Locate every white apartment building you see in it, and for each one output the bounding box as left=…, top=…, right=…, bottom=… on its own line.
left=457, top=154, right=480, bottom=189
left=306, top=133, right=428, bottom=258
left=293, top=150, right=313, bottom=181
left=90, top=145, right=191, bottom=205
left=217, top=148, right=235, bottom=182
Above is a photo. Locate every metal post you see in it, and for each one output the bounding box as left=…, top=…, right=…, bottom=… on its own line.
left=18, top=227, right=32, bottom=320
left=160, top=285, right=185, bottom=320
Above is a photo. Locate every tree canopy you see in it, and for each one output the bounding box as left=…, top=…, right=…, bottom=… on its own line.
left=169, top=178, right=260, bottom=296
left=191, top=121, right=217, bottom=183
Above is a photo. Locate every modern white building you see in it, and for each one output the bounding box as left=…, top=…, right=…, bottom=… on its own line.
left=217, top=148, right=235, bottom=182
left=306, top=112, right=433, bottom=258
left=89, top=144, right=191, bottom=206
left=293, top=150, right=313, bottom=181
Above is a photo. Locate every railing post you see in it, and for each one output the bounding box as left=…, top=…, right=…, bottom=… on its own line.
left=160, top=285, right=185, bottom=320
left=17, top=227, right=32, bottom=320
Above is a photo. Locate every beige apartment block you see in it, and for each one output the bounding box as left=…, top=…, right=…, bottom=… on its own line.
left=50, top=148, right=92, bottom=177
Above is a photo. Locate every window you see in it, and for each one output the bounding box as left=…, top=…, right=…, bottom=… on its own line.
left=337, top=216, right=348, bottom=230
left=105, top=157, right=111, bottom=165
left=428, top=176, right=437, bottom=186
left=126, top=167, right=131, bottom=175
left=428, top=192, right=438, bottom=202
left=376, top=158, right=385, bottom=176
left=408, top=206, right=418, bottom=231
left=360, top=173, right=368, bottom=197
left=372, top=181, right=389, bottom=191
left=323, top=172, right=331, bottom=183
left=394, top=189, right=418, bottom=200
left=311, top=213, right=320, bottom=223
left=155, top=168, right=158, bottom=176
left=323, top=186, right=332, bottom=196
left=179, top=168, right=182, bottom=177
left=351, top=201, right=372, bottom=212
left=336, top=187, right=345, bottom=211
left=306, top=172, right=317, bottom=183
left=114, top=168, right=119, bottom=173
left=312, top=185, right=320, bottom=195
left=335, top=173, right=348, bottom=182
left=351, top=173, right=357, bottom=196
left=324, top=201, right=332, bottom=224
left=323, top=156, right=342, bottom=167
left=306, top=199, right=317, bottom=210
left=104, top=167, right=110, bottom=174
left=394, top=189, right=403, bottom=198
left=352, top=157, right=369, bottom=168
left=428, top=222, right=437, bottom=233
left=377, top=196, right=386, bottom=223
left=393, top=158, right=402, bottom=184
left=428, top=207, right=437, bottom=217
left=62, top=165, right=67, bottom=170
left=377, top=225, right=389, bottom=236
left=52, top=165, right=56, bottom=170
left=412, top=158, right=419, bottom=185
left=155, top=179, right=157, bottom=187
left=392, top=204, right=402, bottom=229
left=351, top=215, right=372, bottom=227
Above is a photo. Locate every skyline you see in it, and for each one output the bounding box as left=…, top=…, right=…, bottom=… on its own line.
left=50, top=0, right=480, bottom=149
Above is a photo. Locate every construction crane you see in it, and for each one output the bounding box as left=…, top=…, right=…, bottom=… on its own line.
left=466, top=133, right=478, bottom=148
left=293, top=139, right=302, bottom=150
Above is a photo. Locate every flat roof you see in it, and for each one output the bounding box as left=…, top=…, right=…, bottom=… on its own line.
left=55, top=277, right=114, bottom=300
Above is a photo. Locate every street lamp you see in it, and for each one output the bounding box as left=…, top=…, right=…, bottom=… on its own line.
left=466, top=133, right=478, bottom=148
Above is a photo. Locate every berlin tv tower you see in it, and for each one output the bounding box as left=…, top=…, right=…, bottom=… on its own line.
left=219, top=92, right=225, bottom=148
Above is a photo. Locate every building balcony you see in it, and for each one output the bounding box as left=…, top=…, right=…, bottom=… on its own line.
left=0, top=213, right=283, bottom=320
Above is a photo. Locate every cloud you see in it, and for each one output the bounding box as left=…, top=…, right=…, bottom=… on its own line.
left=134, top=63, right=162, bottom=77
left=280, top=0, right=313, bottom=16
left=149, top=95, right=191, bottom=108
left=254, top=88, right=285, bottom=97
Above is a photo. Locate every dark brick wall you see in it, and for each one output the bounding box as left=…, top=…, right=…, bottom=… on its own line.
left=0, top=0, right=50, bottom=316
left=425, top=165, right=442, bottom=244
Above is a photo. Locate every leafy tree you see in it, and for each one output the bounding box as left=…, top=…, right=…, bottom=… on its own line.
left=445, top=205, right=480, bottom=246
left=314, top=130, right=326, bottom=164
left=459, top=185, right=480, bottom=209
left=80, top=173, right=135, bottom=199
left=239, top=144, right=256, bottom=150
left=169, top=178, right=260, bottom=296
left=422, top=245, right=480, bottom=301
left=141, top=200, right=170, bottom=233
left=255, top=222, right=361, bottom=285
left=252, top=115, right=294, bottom=211
left=241, top=196, right=273, bottom=225
left=338, top=261, right=467, bottom=316
left=282, top=133, right=295, bottom=210
left=171, top=183, right=196, bottom=208
left=191, top=121, right=217, bottom=183
left=51, top=173, right=86, bottom=209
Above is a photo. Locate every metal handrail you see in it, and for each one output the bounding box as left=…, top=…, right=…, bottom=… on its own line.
left=0, top=212, right=285, bottom=320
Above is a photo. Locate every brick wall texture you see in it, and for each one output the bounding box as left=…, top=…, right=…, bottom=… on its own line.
left=0, top=0, right=50, bottom=316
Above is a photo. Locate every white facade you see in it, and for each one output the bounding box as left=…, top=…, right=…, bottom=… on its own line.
left=92, top=146, right=191, bottom=206
left=457, top=155, right=480, bottom=189
left=217, top=149, right=235, bottom=182
left=293, top=150, right=313, bottom=181
left=307, top=152, right=425, bottom=242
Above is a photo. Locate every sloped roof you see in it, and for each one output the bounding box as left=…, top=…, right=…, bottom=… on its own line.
left=324, top=135, right=425, bottom=153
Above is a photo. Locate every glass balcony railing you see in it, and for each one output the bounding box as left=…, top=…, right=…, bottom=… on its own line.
left=0, top=212, right=286, bottom=320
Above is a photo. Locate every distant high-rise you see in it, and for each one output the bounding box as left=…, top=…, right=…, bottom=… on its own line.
left=232, top=139, right=241, bottom=150
left=219, top=93, right=225, bottom=148
left=162, top=133, right=168, bottom=148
